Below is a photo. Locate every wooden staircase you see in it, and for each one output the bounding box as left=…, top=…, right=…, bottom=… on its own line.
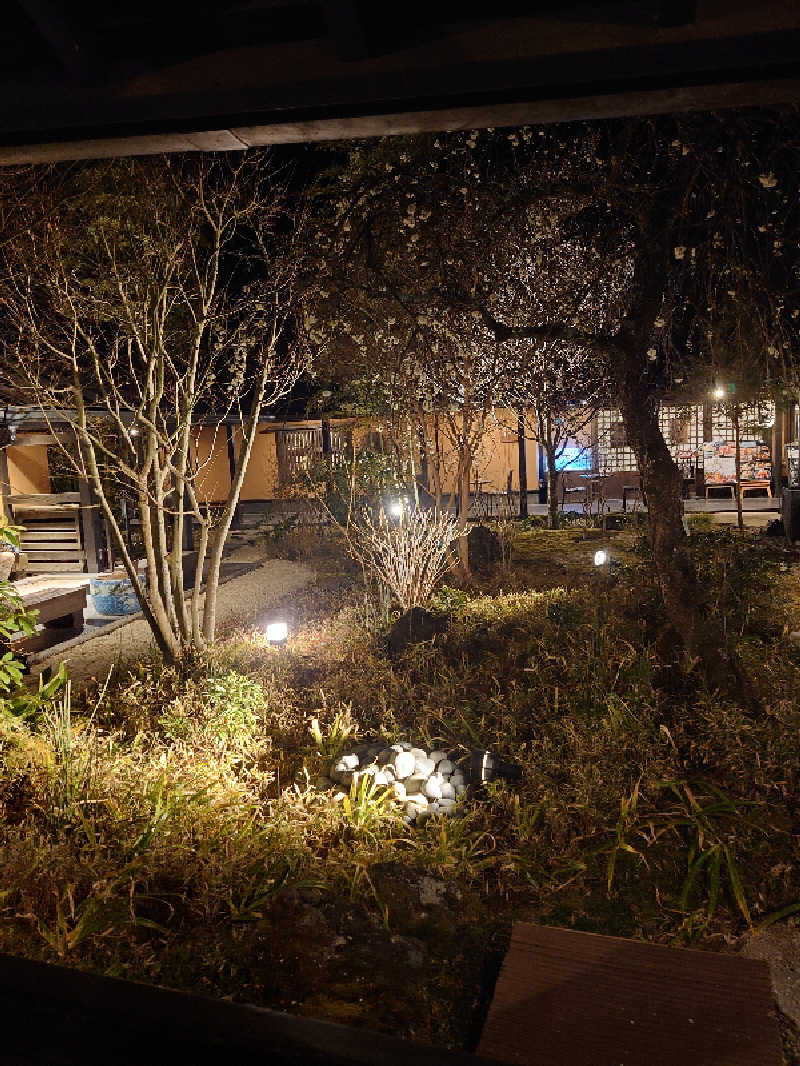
left=8, top=493, right=86, bottom=573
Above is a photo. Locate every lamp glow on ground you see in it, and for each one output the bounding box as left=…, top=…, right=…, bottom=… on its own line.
left=266, top=621, right=288, bottom=644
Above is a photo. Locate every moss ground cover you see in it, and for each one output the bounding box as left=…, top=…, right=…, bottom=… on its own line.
left=1, top=525, right=799, bottom=1051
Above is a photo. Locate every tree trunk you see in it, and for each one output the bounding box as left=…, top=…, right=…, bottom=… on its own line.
left=733, top=405, right=744, bottom=532
left=613, top=342, right=739, bottom=692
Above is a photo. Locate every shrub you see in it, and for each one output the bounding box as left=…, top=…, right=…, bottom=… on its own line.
left=349, top=506, right=460, bottom=610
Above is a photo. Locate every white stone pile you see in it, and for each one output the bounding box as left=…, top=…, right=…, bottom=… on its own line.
left=328, top=741, right=468, bottom=823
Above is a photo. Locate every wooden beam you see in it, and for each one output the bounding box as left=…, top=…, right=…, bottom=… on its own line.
left=5, top=432, right=57, bottom=447
left=0, top=950, right=493, bottom=1066
left=1, top=21, right=800, bottom=163
left=8, top=491, right=80, bottom=506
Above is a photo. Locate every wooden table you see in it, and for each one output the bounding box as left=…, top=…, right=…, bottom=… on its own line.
left=13, top=585, right=87, bottom=654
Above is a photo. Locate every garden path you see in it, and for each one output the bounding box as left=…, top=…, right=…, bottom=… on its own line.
left=30, top=559, right=315, bottom=688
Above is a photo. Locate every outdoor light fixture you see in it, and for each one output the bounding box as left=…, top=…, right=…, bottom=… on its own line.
left=713, top=386, right=725, bottom=400
left=389, top=498, right=405, bottom=518
left=266, top=621, right=288, bottom=643
left=320, top=389, right=333, bottom=398
left=594, top=549, right=609, bottom=567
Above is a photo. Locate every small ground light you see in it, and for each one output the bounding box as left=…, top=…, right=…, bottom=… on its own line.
left=713, top=386, right=725, bottom=399
left=266, top=621, right=288, bottom=643
left=389, top=498, right=405, bottom=517
left=594, top=549, right=609, bottom=567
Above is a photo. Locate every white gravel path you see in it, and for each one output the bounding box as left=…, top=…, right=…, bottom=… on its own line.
left=31, top=559, right=315, bottom=687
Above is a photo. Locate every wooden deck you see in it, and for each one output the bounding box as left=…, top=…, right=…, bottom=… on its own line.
left=478, top=924, right=782, bottom=1066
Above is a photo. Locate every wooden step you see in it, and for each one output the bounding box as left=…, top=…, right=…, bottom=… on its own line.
left=23, top=549, right=85, bottom=561
left=20, top=531, right=81, bottom=543
left=26, top=561, right=86, bottom=573
left=8, top=492, right=81, bottom=506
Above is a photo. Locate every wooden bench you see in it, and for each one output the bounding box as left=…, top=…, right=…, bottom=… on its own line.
left=11, top=586, right=87, bottom=654
left=705, top=480, right=772, bottom=501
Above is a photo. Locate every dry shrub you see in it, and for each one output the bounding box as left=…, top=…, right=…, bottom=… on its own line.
left=348, top=506, right=460, bottom=610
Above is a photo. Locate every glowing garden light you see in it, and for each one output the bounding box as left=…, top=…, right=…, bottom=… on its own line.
left=266, top=621, right=288, bottom=643
left=389, top=498, right=405, bottom=518
left=713, top=385, right=725, bottom=400
left=594, top=549, right=609, bottom=567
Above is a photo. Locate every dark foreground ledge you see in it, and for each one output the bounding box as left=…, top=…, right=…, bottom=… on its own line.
left=0, top=952, right=500, bottom=1066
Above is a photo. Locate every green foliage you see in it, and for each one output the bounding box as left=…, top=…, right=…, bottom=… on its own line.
left=692, top=530, right=778, bottom=638
left=0, top=579, right=37, bottom=697
left=340, top=773, right=398, bottom=837
left=4, top=662, right=68, bottom=721
left=429, top=585, right=471, bottom=616
left=309, top=707, right=356, bottom=763
left=159, top=669, right=265, bottom=743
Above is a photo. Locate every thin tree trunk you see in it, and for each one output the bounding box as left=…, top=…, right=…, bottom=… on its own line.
left=202, top=348, right=276, bottom=641
left=546, top=448, right=559, bottom=530
left=733, top=405, right=744, bottom=532
left=517, top=409, right=528, bottom=518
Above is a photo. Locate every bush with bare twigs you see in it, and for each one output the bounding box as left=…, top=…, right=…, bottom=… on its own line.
left=348, top=506, right=460, bottom=611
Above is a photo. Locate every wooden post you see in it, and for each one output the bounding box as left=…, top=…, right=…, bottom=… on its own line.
left=78, top=474, right=101, bottom=572
left=772, top=397, right=784, bottom=500
left=0, top=446, right=10, bottom=521
left=517, top=409, right=528, bottom=518
left=225, top=424, right=240, bottom=529
left=321, top=418, right=333, bottom=497
left=698, top=400, right=713, bottom=496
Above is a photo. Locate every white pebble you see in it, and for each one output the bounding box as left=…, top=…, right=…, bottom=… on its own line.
left=391, top=743, right=405, bottom=753
left=424, top=777, right=443, bottom=800
left=440, top=782, right=455, bottom=800
left=373, top=771, right=389, bottom=786
left=392, top=781, right=407, bottom=801
left=404, top=774, right=427, bottom=795
left=414, top=756, right=435, bottom=778
left=437, top=759, right=454, bottom=776
left=341, top=753, right=359, bottom=770
left=455, top=783, right=466, bottom=796
left=393, top=751, right=416, bottom=779
left=428, top=749, right=448, bottom=764
left=406, top=795, right=428, bottom=816
left=450, top=772, right=465, bottom=787
left=409, top=747, right=428, bottom=760
left=400, top=741, right=413, bottom=750
left=439, top=798, right=455, bottom=813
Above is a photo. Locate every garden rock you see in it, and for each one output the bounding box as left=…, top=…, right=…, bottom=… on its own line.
left=393, top=751, right=416, bottom=779
left=387, top=607, right=447, bottom=658
left=324, top=738, right=521, bottom=825
left=467, top=524, right=502, bottom=572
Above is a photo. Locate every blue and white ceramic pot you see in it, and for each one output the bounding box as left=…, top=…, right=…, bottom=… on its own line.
left=89, top=570, right=146, bottom=616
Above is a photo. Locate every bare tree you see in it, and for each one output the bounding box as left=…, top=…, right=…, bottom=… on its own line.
left=3, top=153, right=306, bottom=662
